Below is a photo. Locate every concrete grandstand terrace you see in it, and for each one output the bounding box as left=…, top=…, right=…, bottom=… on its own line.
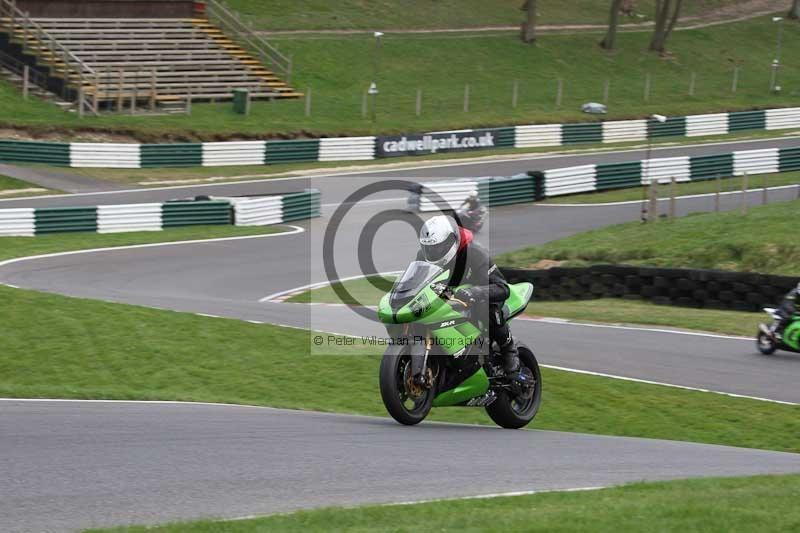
left=0, top=0, right=300, bottom=112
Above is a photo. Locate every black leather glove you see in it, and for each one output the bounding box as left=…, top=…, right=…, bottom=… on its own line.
left=454, top=287, right=486, bottom=305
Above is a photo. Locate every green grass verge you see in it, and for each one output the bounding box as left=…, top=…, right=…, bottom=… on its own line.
left=526, top=298, right=759, bottom=337
left=0, top=174, right=51, bottom=197
left=3, top=17, right=800, bottom=140
left=90, top=474, right=800, bottom=533
left=498, top=199, right=800, bottom=276
left=227, top=0, right=736, bottom=31
left=287, top=276, right=761, bottom=337
left=2, top=283, right=798, bottom=453
left=0, top=174, right=35, bottom=190
left=545, top=171, right=800, bottom=204
left=0, top=225, right=283, bottom=262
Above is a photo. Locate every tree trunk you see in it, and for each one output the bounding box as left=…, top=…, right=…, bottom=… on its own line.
left=649, top=0, right=683, bottom=53
left=601, top=0, right=624, bottom=50
left=790, top=0, right=800, bottom=20
left=521, top=0, right=538, bottom=43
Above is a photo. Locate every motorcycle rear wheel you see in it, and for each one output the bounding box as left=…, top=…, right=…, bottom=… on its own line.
left=379, top=349, right=435, bottom=425
left=485, top=344, right=542, bottom=429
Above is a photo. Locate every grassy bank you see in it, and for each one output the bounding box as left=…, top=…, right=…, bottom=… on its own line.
left=2, top=17, right=800, bottom=140
left=544, top=170, right=800, bottom=204
left=2, top=284, right=798, bottom=451
left=226, top=0, right=739, bottom=31
left=499, top=199, right=800, bottom=276
left=0, top=175, right=50, bottom=197
left=0, top=225, right=283, bottom=263
left=93, top=474, right=800, bottom=533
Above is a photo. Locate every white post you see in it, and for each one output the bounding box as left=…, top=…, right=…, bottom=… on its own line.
left=415, top=88, right=422, bottom=116
left=512, top=80, right=518, bottom=108
left=556, top=78, right=563, bottom=108
left=741, top=172, right=749, bottom=215
left=463, top=84, right=470, bottom=113
left=304, top=87, right=311, bottom=117
left=22, top=64, right=28, bottom=100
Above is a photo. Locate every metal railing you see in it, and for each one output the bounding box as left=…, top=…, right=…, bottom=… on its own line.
left=0, top=48, right=48, bottom=91
left=0, top=0, right=97, bottom=115
left=205, top=0, right=292, bottom=83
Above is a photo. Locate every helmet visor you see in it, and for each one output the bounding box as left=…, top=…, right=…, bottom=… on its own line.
left=422, top=234, right=456, bottom=264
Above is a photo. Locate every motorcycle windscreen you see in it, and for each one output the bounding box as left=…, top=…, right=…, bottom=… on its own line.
left=390, top=261, right=443, bottom=309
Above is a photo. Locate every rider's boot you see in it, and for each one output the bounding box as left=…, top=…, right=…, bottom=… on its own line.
left=500, top=334, right=520, bottom=376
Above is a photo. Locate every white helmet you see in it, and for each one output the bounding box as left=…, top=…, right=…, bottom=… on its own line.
left=419, top=215, right=460, bottom=267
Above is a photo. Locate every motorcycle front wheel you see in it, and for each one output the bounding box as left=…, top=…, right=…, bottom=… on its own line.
left=379, top=348, right=435, bottom=425
left=756, top=330, right=777, bottom=355
left=485, top=344, right=542, bottom=429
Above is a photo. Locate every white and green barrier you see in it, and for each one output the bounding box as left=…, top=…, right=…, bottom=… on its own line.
left=229, top=189, right=322, bottom=226
left=410, top=145, right=800, bottom=208
left=1, top=108, right=798, bottom=169
left=0, top=190, right=321, bottom=236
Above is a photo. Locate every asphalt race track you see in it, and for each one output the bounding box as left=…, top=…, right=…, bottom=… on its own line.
left=2, top=400, right=800, bottom=533
left=2, top=138, right=800, bottom=532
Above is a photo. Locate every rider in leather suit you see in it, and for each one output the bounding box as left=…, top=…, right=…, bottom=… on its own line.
left=418, top=215, right=520, bottom=375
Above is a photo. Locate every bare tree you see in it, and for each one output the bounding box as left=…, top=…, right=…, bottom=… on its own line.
left=601, top=0, right=625, bottom=50
left=649, top=0, right=683, bottom=53
left=790, top=0, right=800, bottom=19
left=520, top=0, right=538, bottom=44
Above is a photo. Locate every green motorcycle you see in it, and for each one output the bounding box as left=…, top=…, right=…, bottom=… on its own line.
left=377, top=261, right=542, bottom=429
left=757, top=307, right=800, bottom=355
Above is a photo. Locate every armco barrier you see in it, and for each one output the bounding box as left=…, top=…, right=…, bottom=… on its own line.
left=501, top=265, right=799, bottom=312
left=729, top=109, right=766, bottom=132
left=35, top=206, right=98, bottom=234
left=0, top=208, right=34, bottom=236
left=70, top=143, right=140, bottom=168
left=514, top=124, right=562, bottom=148
left=162, top=200, right=232, bottom=228
left=318, top=137, right=375, bottom=161
left=230, top=189, right=321, bottom=225
left=641, top=156, right=690, bottom=184
left=264, top=139, right=320, bottom=164
left=689, top=153, right=734, bottom=181
left=2, top=107, right=797, bottom=169
left=648, top=116, right=686, bottom=138
left=596, top=161, right=641, bottom=190
left=0, top=140, right=69, bottom=165
left=416, top=180, right=478, bottom=212
left=733, top=148, right=778, bottom=176
left=602, top=120, right=647, bottom=143
left=767, top=107, right=800, bottom=130
left=97, top=203, right=162, bottom=234
left=543, top=165, right=596, bottom=197
left=0, top=192, right=319, bottom=236
left=780, top=146, right=800, bottom=172
left=232, top=196, right=283, bottom=226
left=141, top=144, right=203, bottom=167
left=408, top=145, right=800, bottom=209
left=202, top=141, right=265, bottom=167
left=562, top=122, right=602, bottom=145
left=281, top=189, right=321, bottom=221
left=478, top=174, right=535, bottom=206
left=686, top=113, right=728, bottom=137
